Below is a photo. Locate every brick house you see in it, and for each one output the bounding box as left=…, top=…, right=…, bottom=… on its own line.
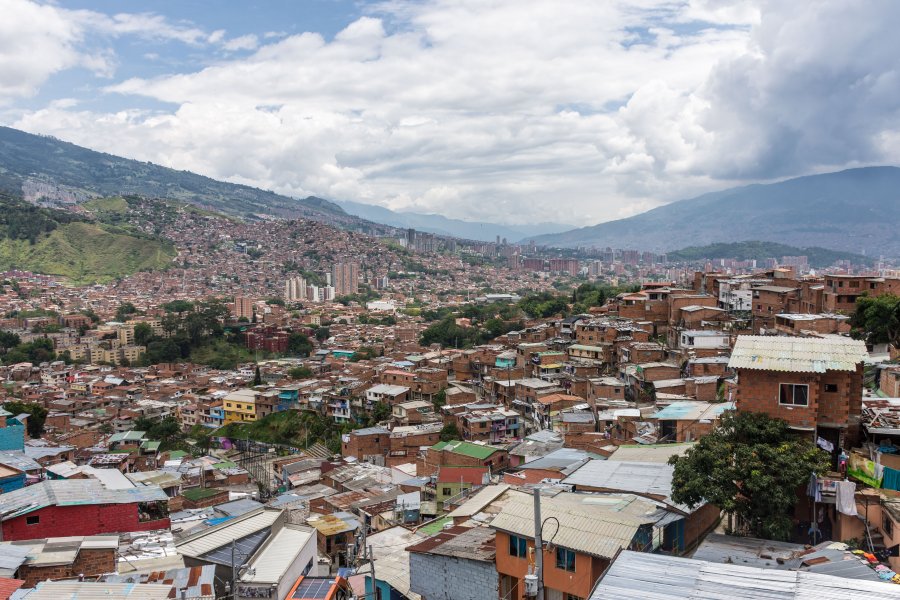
left=729, top=335, right=868, bottom=452
left=491, top=489, right=667, bottom=600
left=751, top=286, right=800, bottom=333
left=11, top=535, right=118, bottom=587
left=823, top=275, right=900, bottom=313
left=418, top=440, right=509, bottom=477
left=562, top=460, right=721, bottom=554
left=0, top=479, right=170, bottom=541
left=341, top=426, right=390, bottom=462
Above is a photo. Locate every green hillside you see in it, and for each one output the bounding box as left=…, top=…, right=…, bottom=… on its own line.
left=0, top=193, right=176, bottom=284
left=0, top=125, right=348, bottom=221
left=667, top=241, right=871, bottom=268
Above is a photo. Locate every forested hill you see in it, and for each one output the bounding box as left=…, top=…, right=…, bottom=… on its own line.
left=0, top=125, right=352, bottom=222
left=0, top=192, right=175, bottom=284
left=667, top=241, right=872, bottom=268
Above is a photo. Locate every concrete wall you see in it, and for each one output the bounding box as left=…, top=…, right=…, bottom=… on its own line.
left=409, top=551, right=497, bottom=600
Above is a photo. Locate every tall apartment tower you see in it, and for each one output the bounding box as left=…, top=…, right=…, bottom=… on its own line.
left=331, top=262, right=360, bottom=296
left=284, top=276, right=307, bottom=302
left=234, top=296, right=255, bottom=320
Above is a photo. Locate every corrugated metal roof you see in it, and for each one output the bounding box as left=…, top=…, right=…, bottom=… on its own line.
left=489, top=490, right=645, bottom=559
left=101, top=565, right=215, bottom=599
left=447, top=484, right=511, bottom=519
left=590, top=550, right=900, bottom=599
left=176, top=508, right=281, bottom=557
left=728, top=336, right=867, bottom=373
left=19, top=582, right=173, bottom=600
left=561, top=460, right=689, bottom=513
left=608, top=444, right=695, bottom=464
left=242, top=525, right=314, bottom=584
left=654, top=402, right=735, bottom=422
left=354, top=526, right=423, bottom=599
left=0, top=480, right=167, bottom=520
left=0, top=545, right=31, bottom=577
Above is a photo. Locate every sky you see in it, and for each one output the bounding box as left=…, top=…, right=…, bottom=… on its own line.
left=2, top=0, right=899, bottom=227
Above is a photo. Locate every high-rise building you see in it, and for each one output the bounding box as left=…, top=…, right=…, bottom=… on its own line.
left=332, top=262, right=360, bottom=296
left=234, top=296, right=255, bottom=320
left=284, top=276, right=307, bottom=302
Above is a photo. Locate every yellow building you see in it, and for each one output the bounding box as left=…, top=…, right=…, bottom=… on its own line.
left=223, top=389, right=259, bottom=424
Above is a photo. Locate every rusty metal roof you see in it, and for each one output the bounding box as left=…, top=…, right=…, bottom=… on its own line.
left=728, top=336, right=867, bottom=373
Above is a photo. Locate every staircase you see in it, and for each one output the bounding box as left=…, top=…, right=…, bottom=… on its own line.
left=857, top=514, right=887, bottom=554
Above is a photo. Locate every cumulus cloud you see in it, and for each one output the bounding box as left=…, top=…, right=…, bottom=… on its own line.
left=222, top=34, right=259, bottom=52
left=5, top=0, right=900, bottom=226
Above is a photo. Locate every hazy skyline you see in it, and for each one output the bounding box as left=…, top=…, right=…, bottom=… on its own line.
left=2, top=0, right=899, bottom=226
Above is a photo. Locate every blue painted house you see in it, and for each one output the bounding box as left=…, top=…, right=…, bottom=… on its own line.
left=0, top=409, right=26, bottom=452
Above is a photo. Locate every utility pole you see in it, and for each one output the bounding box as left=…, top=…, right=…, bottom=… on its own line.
left=533, top=487, right=544, bottom=600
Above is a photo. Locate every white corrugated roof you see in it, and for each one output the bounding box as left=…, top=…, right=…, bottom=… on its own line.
left=728, top=335, right=867, bottom=373
left=561, top=460, right=689, bottom=512
left=590, top=550, right=900, bottom=599
left=176, top=508, right=281, bottom=557
left=242, top=525, right=313, bottom=584
left=19, top=581, right=172, bottom=600
left=489, top=490, right=646, bottom=559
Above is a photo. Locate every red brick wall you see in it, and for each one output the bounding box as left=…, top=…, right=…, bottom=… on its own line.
left=735, top=367, right=861, bottom=431
left=342, top=433, right=389, bottom=460
left=18, top=548, right=116, bottom=587
left=1, top=504, right=170, bottom=541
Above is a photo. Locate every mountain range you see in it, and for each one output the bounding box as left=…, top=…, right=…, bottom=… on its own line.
left=0, top=126, right=351, bottom=223
left=527, top=167, right=900, bottom=256
left=0, top=126, right=567, bottom=242
left=1, top=125, right=898, bottom=256
left=335, top=199, right=569, bottom=242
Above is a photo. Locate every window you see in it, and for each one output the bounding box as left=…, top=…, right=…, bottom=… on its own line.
left=26, top=515, right=39, bottom=525
left=508, top=534, right=528, bottom=558
left=566, top=595, right=584, bottom=600
left=556, top=547, right=576, bottom=572
left=824, top=383, right=838, bottom=393
left=779, top=383, right=809, bottom=406
left=884, top=514, right=895, bottom=537
left=442, top=487, right=452, bottom=496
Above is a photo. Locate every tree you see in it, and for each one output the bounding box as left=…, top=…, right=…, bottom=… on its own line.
left=115, top=302, right=138, bottom=322
left=253, top=364, right=262, bottom=386
left=440, top=422, right=460, bottom=442
left=669, top=411, right=830, bottom=541
left=371, top=401, right=391, bottom=424
left=518, top=292, right=569, bottom=319
left=314, top=326, right=331, bottom=342
left=350, top=346, right=377, bottom=362
left=144, top=338, right=181, bottom=364
left=162, top=300, right=194, bottom=313
left=134, top=322, right=153, bottom=346
left=432, top=388, right=447, bottom=410
left=288, top=366, right=314, bottom=379
left=3, top=401, right=47, bottom=438
left=287, top=333, right=313, bottom=357
left=850, top=294, right=900, bottom=349
left=0, top=330, right=20, bottom=352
